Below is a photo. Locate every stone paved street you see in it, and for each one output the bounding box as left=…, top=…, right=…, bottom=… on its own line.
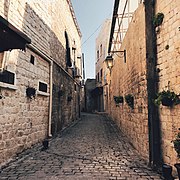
left=0, top=113, right=163, bottom=180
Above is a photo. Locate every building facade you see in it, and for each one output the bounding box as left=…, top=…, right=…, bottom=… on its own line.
left=0, top=0, right=83, bottom=165
left=95, top=19, right=111, bottom=112
left=84, top=79, right=96, bottom=113
left=103, top=0, right=180, bottom=176
left=154, top=0, right=180, bottom=169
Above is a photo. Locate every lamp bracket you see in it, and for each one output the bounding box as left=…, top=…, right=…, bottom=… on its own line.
left=111, top=49, right=126, bottom=63
left=111, top=50, right=125, bottom=53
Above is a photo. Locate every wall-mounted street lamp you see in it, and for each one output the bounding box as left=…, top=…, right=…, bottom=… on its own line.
left=105, top=50, right=126, bottom=74
left=104, top=55, right=114, bottom=74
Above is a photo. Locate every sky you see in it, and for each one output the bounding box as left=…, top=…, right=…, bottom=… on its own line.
left=71, top=0, right=114, bottom=79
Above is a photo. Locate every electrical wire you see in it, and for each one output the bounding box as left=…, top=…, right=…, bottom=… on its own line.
left=81, top=12, right=112, bottom=47
left=81, top=24, right=102, bottom=47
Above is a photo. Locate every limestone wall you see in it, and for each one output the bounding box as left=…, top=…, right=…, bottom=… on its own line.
left=51, top=63, right=81, bottom=135
left=0, top=49, right=50, bottom=164
left=0, top=0, right=82, bottom=165
left=109, top=5, right=149, bottom=159
left=109, top=1, right=180, bottom=165
left=155, top=0, right=180, bottom=165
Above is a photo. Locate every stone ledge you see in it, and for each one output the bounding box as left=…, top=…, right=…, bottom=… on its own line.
left=0, top=82, right=17, bottom=90
left=37, top=90, right=50, bottom=97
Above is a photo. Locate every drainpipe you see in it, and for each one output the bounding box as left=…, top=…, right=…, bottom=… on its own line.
left=48, top=61, right=53, bottom=137
left=27, top=44, right=53, bottom=137
left=144, top=0, right=162, bottom=168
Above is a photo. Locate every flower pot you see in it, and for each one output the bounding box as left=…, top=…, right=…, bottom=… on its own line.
left=114, top=96, right=124, bottom=104
left=67, top=96, right=72, bottom=101
left=162, top=164, right=173, bottom=180
left=125, top=94, right=134, bottom=109
left=161, top=97, right=174, bottom=106
left=26, top=87, right=36, bottom=99
left=42, top=139, right=49, bottom=150
left=174, top=163, right=180, bottom=179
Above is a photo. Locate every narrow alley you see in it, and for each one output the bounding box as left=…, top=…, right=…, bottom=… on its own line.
left=0, top=113, right=163, bottom=180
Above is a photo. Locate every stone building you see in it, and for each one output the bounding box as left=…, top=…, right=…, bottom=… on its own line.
left=0, top=0, right=83, bottom=165
left=84, top=79, right=96, bottom=113
left=103, top=0, right=180, bottom=176
left=95, top=19, right=111, bottom=112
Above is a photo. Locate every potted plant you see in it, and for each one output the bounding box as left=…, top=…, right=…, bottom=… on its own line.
left=114, top=96, right=124, bottom=105
left=162, top=164, right=173, bottom=180
left=154, top=90, right=179, bottom=107
left=125, top=94, right=134, bottom=109
left=26, top=86, right=36, bottom=99
left=42, top=139, right=49, bottom=151
left=67, top=96, right=72, bottom=102
left=172, top=129, right=180, bottom=179
left=153, top=12, right=164, bottom=27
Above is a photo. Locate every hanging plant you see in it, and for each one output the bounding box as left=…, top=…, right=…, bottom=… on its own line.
left=154, top=90, right=179, bottom=107
left=125, top=94, right=134, bottom=109
left=26, top=87, right=36, bottom=99
left=114, top=96, right=124, bottom=105
left=172, top=130, right=180, bottom=158
left=67, top=96, right=72, bottom=102
left=153, top=12, right=164, bottom=27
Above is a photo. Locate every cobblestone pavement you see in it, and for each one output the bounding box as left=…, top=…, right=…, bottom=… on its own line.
left=0, top=113, right=163, bottom=180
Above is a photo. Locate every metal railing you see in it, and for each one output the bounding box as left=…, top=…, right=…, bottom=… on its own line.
left=108, top=0, right=143, bottom=54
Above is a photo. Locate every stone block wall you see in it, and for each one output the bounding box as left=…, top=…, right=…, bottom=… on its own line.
left=51, top=63, right=81, bottom=135
left=0, top=0, right=82, bottom=165
left=0, top=49, right=50, bottom=164
left=155, top=0, right=180, bottom=165
left=108, top=1, right=180, bottom=166
left=85, top=79, right=96, bottom=113
left=109, top=5, right=149, bottom=159
left=95, top=19, right=111, bottom=112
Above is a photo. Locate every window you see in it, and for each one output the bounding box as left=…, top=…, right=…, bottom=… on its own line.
left=100, top=44, right=102, bottom=57
left=0, top=70, right=15, bottom=85
left=74, top=83, right=77, bottom=91
left=65, top=31, right=72, bottom=67
left=39, top=81, right=48, bottom=93
left=100, top=68, right=103, bottom=82
left=72, top=41, right=76, bottom=68
left=30, top=55, right=35, bottom=65
left=0, top=52, right=16, bottom=88
left=97, top=50, right=99, bottom=60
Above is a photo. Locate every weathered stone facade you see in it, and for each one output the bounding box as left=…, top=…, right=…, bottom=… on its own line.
left=155, top=0, right=180, bottom=166
left=52, top=63, right=81, bottom=135
left=109, top=4, right=149, bottom=159
left=95, top=19, right=111, bottom=112
left=0, top=0, right=82, bottom=165
left=0, top=48, right=50, bottom=165
left=106, top=0, right=180, bottom=173
left=85, top=79, right=96, bottom=113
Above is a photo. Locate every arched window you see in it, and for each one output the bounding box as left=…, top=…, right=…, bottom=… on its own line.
left=65, top=31, right=72, bottom=67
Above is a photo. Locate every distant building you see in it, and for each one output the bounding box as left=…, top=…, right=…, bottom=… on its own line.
left=84, top=79, right=96, bottom=112
left=95, top=19, right=111, bottom=112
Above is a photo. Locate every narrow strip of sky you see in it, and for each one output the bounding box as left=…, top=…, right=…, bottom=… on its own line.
left=71, top=0, right=114, bottom=79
